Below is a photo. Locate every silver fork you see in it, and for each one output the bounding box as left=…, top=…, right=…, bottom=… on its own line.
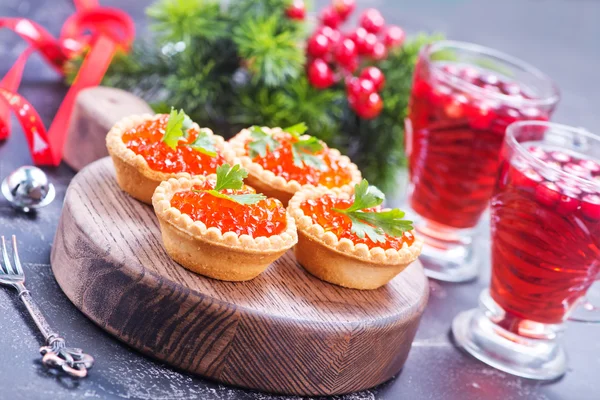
left=0, top=235, right=94, bottom=378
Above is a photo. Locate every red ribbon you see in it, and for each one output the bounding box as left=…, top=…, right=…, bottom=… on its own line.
left=0, top=0, right=134, bottom=165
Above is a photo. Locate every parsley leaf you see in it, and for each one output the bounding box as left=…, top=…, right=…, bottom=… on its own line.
left=344, top=179, right=385, bottom=212
left=182, top=114, right=194, bottom=135
left=248, top=123, right=326, bottom=171
left=193, top=163, right=267, bottom=205
left=163, top=108, right=192, bottom=149
left=294, top=136, right=324, bottom=154
left=290, top=128, right=327, bottom=171
left=204, top=190, right=266, bottom=205
left=214, top=163, right=247, bottom=191
left=291, top=144, right=327, bottom=171
left=248, top=126, right=281, bottom=158
left=284, top=122, right=308, bottom=138
left=346, top=214, right=387, bottom=243
left=347, top=209, right=414, bottom=242
left=227, top=193, right=268, bottom=204
left=188, top=128, right=217, bottom=157
left=333, top=180, right=413, bottom=242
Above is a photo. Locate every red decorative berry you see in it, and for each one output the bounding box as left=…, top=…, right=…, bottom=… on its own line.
left=348, top=27, right=368, bottom=49
left=318, top=26, right=342, bottom=48
left=346, top=77, right=361, bottom=98
left=333, top=0, right=356, bottom=20
left=348, top=78, right=376, bottom=102
left=341, top=57, right=358, bottom=73
left=359, top=8, right=385, bottom=33
left=286, top=0, right=305, bottom=20
left=320, top=6, right=341, bottom=28
left=308, top=58, right=335, bottom=89
left=307, top=34, right=330, bottom=58
left=360, top=66, right=385, bottom=91
left=355, top=92, right=383, bottom=119
left=335, top=38, right=358, bottom=67
left=371, top=42, right=388, bottom=60
left=357, top=32, right=377, bottom=55
left=383, top=25, right=405, bottom=48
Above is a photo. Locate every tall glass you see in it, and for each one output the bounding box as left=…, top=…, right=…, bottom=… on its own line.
left=406, top=41, right=559, bottom=282
left=452, top=121, right=600, bottom=380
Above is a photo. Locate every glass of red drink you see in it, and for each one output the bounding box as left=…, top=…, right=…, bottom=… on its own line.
left=453, top=121, right=600, bottom=380
left=406, top=41, right=559, bottom=282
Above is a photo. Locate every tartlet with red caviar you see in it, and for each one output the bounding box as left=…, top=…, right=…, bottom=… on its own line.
left=288, top=180, right=422, bottom=290
left=152, top=164, right=297, bottom=281
left=107, top=109, right=235, bottom=204
left=227, top=124, right=361, bottom=205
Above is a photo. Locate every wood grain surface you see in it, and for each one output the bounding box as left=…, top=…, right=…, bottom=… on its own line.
left=63, top=87, right=153, bottom=171
left=50, top=157, right=429, bottom=396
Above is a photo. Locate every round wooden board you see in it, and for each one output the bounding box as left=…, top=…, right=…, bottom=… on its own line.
left=51, top=157, right=429, bottom=396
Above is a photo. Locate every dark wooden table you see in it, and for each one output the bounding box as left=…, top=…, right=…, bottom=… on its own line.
left=1, top=1, right=599, bottom=399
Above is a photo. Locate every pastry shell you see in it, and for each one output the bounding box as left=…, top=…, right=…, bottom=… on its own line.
left=152, top=175, right=298, bottom=281
left=106, top=114, right=236, bottom=205
left=288, top=185, right=423, bottom=290
left=227, top=127, right=362, bottom=206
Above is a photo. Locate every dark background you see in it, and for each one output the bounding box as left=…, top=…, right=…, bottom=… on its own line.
left=0, top=1, right=599, bottom=399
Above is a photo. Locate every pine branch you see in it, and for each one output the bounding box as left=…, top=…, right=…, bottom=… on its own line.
left=231, top=75, right=344, bottom=143
left=233, top=15, right=305, bottom=87
left=147, top=0, right=228, bottom=44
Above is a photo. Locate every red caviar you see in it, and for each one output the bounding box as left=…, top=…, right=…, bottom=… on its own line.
left=122, top=115, right=226, bottom=174
left=246, top=132, right=353, bottom=187
left=300, top=195, right=415, bottom=250
left=170, top=180, right=287, bottom=238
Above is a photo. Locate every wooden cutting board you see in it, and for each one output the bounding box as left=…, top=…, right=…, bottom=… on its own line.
left=51, top=157, right=429, bottom=396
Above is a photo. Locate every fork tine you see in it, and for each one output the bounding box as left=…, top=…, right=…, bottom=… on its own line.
left=11, top=236, right=23, bottom=275
left=1, top=236, right=16, bottom=274
left=0, top=237, right=5, bottom=274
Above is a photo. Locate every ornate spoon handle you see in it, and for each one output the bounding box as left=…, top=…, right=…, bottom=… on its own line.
left=16, top=283, right=94, bottom=378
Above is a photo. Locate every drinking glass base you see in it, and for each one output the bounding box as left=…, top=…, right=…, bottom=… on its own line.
left=452, top=292, right=568, bottom=380
left=412, top=217, right=479, bottom=282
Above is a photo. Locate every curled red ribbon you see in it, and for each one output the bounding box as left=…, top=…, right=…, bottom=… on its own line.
left=0, top=0, right=134, bottom=165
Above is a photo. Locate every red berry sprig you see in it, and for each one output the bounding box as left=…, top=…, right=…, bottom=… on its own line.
left=286, top=0, right=306, bottom=20
left=308, top=58, right=335, bottom=89
left=304, top=1, right=405, bottom=120
left=346, top=67, right=385, bottom=119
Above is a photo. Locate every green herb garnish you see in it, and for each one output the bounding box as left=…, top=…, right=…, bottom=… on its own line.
left=283, top=122, right=308, bottom=138
left=163, top=108, right=215, bottom=156
left=332, top=180, right=413, bottom=243
left=248, top=126, right=281, bottom=158
left=247, top=123, right=326, bottom=170
left=195, top=163, right=266, bottom=205
left=163, top=108, right=193, bottom=149
left=188, top=128, right=217, bottom=157
left=291, top=136, right=327, bottom=171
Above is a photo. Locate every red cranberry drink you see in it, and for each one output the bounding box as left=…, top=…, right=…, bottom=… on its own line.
left=491, top=128, right=600, bottom=324
left=452, top=122, right=600, bottom=381
left=406, top=41, right=559, bottom=282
